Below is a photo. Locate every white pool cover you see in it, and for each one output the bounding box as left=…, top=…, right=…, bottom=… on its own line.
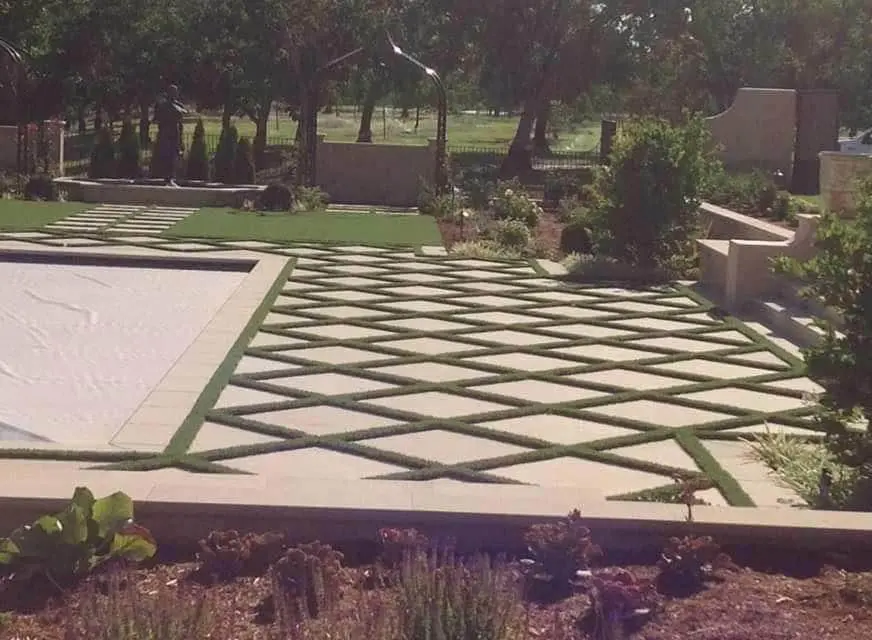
left=0, top=261, right=247, bottom=445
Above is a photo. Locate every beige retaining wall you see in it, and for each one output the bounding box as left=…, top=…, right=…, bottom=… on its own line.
left=705, top=88, right=797, bottom=176
left=819, top=151, right=872, bottom=216
left=315, top=136, right=436, bottom=207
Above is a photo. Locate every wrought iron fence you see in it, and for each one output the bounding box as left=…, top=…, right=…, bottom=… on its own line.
left=448, top=144, right=600, bottom=171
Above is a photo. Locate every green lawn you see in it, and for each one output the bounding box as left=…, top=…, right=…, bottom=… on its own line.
left=0, top=200, right=86, bottom=230
left=167, top=208, right=443, bottom=246
left=189, top=109, right=599, bottom=151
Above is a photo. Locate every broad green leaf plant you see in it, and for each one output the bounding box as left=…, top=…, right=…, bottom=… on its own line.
left=0, top=486, right=157, bottom=589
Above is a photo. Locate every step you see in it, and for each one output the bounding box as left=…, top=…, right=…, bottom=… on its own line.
left=697, top=239, right=730, bottom=287
left=779, top=280, right=844, bottom=329
left=753, top=299, right=840, bottom=348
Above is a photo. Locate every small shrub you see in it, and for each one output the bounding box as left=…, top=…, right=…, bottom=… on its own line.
left=543, top=169, right=592, bottom=207
left=68, top=569, right=212, bottom=639
left=587, top=117, right=718, bottom=268
left=703, top=169, right=779, bottom=215
left=397, top=548, right=522, bottom=640
left=295, top=185, right=329, bottom=212
left=418, top=180, right=456, bottom=218
left=0, top=487, right=156, bottom=587
left=559, top=218, right=592, bottom=255
left=269, top=542, right=344, bottom=627
left=259, top=182, right=295, bottom=211
left=491, top=181, right=541, bottom=228
left=0, top=172, right=19, bottom=197
left=557, top=194, right=589, bottom=223
left=520, top=509, right=602, bottom=597
left=233, top=136, right=256, bottom=184
left=213, top=123, right=238, bottom=184
left=115, top=120, right=140, bottom=179
left=578, top=568, right=657, bottom=640
left=491, top=218, right=532, bottom=252
left=378, top=527, right=429, bottom=569
left=450, top=240, right=522, bottom=260
left=656, top=536, right=734, bottom=595
left=196, top=530, right=287, bottom=581
left=88, top=127, right=116, bottom=179
left=23, top=173, right=58, bottom=201
left=186, top=118, right=209, bottom=181
left=771, top=190, right=792, bottom=221
left=456, top=165, right=498, bottom=210
left=563, top=253, right=671, bottom=284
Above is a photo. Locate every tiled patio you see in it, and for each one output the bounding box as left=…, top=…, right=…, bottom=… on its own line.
left=0, top=227, right=825, bottom=508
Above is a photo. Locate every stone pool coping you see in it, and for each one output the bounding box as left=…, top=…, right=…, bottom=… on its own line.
left=2, top=470, right=871, bottom=553
left=0, top=244, right=291, bottom=452
left=55, top=176, right=266, bottom=208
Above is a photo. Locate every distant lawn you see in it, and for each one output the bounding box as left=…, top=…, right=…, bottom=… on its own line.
left=0, top=200, right=85, bottom=230
left=794, top=194, right=823, bottom=209
left=167, top=208, right=443, bottom=246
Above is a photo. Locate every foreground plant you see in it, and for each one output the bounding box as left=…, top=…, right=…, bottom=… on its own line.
left=578, top=568, right=657, bottom=640
left=656, top=535, right=735, bottom=595
left=378, top=527, right=429, bottom=569
left=0, top=487, right=156, bottom=588
left=67, top=569, right=212, bottom=640
left=197, top=529, right=287, bottom=581
left=269, top=542, right=345, bottom=628
left=398, top=547, right=523, bottom=640
left=520, top=509, right=602, bottom=598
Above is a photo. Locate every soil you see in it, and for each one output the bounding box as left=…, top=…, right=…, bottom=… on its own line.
left=4, top=551, right=872, bottom=640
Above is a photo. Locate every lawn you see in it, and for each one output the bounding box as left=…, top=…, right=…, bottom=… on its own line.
left=166, top=208, right=443, bottom=246
left=188, top=109, right=600, bottom=151
left=0, top=200, right=86, bottom=230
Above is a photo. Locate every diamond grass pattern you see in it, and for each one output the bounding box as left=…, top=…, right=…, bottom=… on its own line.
left=0, top=226, right=823, bottom=507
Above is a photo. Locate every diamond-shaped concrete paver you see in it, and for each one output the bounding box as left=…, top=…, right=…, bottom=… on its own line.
left=609, top=440, right=700, bottom=471
left=269, top=373, right=395, bottom=395
left=569, top=369, right=693, bottom=391
left=369, top=362, right=491, bottom=382
left=224, top=447, right=406, bottom=477
left=476, top=414, right=637, bottom=444
left=364, top=430, right=528, bottom=465
left=363, top=392, right=511, bottom=419
left=191, top=422, right=282, bottom=450
left=465, top=353, right=574, bottom=372
left=493, top=456, right=674, bottom=493
left=285, top=346, right=388, bottom=365
left=215, top=385, right=289, bottom=408
left=652, top=359, right=775, bottom=380
left=471, top=380, right=604, bottom=403
left=295, top=324, right=394, bottom=340
left=677, top=388, right=809, bottom=413
left=463, top=330, right=558, bottom=346
left=252, top=405, right=397, bottom=436
left=587, top=400, right=734, bottom=428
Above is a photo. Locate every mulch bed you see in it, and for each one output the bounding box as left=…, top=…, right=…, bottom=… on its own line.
left=438, top=209, right=565, bottom=259
left=4, top=550, right=872, bottom=639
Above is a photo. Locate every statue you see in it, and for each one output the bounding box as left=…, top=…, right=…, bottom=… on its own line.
left=151, top=84, right=188, bottom=185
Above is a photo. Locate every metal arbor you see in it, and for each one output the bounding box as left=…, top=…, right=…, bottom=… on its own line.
left=0, top=37, right=28, bottom=187
left=296, top=32, right=447, bottom=193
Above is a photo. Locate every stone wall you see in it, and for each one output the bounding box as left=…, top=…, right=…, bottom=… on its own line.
left=705, top=88, right=797, bottom=176
left=819, top=151, right=872, bottom=216
left=0, top=120, right=65, bottom=176
left=315, top=137, right=436, bottom=207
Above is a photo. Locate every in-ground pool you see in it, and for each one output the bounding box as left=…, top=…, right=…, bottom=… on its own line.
left=0, top=253, right=251, bottom=446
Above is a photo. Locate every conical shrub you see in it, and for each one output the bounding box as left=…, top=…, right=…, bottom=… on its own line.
left=88, top=127, right=116, bottom=179
left=116, top=120, right=141, bottom=179
left=213, top=123, right=238, bottom=184
left=233, top=136, right=255, bottom=184
left=187, top=118, right=209, bottom=181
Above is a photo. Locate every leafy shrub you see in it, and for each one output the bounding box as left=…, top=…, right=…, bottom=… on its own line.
left=587, top=117, right=717, bottom=268
left=543, top=169, right=592, bottom=207
left=418, top=180, right=456, bottom=218
left=269, top=542, right=344, bottom=626
left=213, top=123, right=238, bottom=184
left=69, top=569, right=212, bottom=640
left=520, top=509, right=602, bottom=597
left=197, top=530, right=287, bottom=581
left=703, top=169, right=779, bottom=214
left=233, top=136, right=256, bottom=184
left=560, top=218, right=592, bottom=255
left=186, top=118, right=209, bottom=181
left=491, top=181, right=541, bottom=228
left=115, top=120, right=140, bottom=179
left=88, top=127, right=116, bottom=179
left=397, top=548, right=522, bottom=640
left=578, top=568, right=657, bottom=640
left=557, top=194, right=590, bottom=223
left=378, top=527, right=429, bottom=569
left=456, top=165, right=498, bottom=210
left=450, top=240, right=522, bottom=260
left=23, top=173, right=58, bottom=201
left=0, top=487, right=156, bottom=587
left=563, top=253, right=672, bottom=284
left=771, top=190, right=792, bottom=221
left=259, top=182, right=295, bottom=212
left=295, top=185, right=329, bottom=212
left=656, top=536, right=734, bottom=595
left=491, top=218, right=532, bottom=251
left=774, top=178, right=872, bottom=506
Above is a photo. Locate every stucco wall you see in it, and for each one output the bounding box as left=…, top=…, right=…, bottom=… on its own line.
left=315, top=137, right=436, bottom=206
left=705, top=88, right=797, bottom=175
left=819, top=151, right=872, bottom=216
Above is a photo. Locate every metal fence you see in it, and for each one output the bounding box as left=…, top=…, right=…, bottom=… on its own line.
left=448, top=144, right=600, bottom=171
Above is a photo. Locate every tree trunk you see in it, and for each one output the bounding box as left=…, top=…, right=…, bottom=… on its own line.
left=401, top=106, right=410, bottom=120
left=253, top=100, right=271, bottom=163
left=94, top=105, right=103, bottom=132
left=77, top=105, right=86, bottom=134
left=222, top=102, right=233, bottom=130
left=533, top=102, right=551, bottom=154
left=138, top=100, right=150, bottom=147
left=500, top=103, right=536, bottom=178
left=414, top=105, right=421, bottom=132
left=357, top=83, right=379, bottom=143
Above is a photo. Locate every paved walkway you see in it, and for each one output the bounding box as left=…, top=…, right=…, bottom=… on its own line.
left=0, top=230, right=823, bottom=508
left=46, top=204, right=196, bottom=235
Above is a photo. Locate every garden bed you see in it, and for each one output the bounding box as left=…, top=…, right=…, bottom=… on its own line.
left=4, top=535, right=872, bottom=640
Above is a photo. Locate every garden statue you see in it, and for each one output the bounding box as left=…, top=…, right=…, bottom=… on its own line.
left=151, top=84, right=188, bottom=185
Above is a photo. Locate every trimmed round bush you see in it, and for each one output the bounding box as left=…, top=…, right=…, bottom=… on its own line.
left=260, top=183, right=294, bottom=211
left=233, top=137, right=256, bottom=185
left=24, top=173, right=58, bottom=201
left=492, top=218, right=532, bottom=251
left=560, top=218, right=592, bottom=255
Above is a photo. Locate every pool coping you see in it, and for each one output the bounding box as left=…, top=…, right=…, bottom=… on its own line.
left=0, top=245, right=291, bottom=452
left=2, top=469, right=871, bottom=552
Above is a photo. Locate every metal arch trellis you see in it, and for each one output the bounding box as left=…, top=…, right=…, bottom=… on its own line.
left=0, top=37, right=28, bottom=190
left=297, top=31, right=448, bottom=193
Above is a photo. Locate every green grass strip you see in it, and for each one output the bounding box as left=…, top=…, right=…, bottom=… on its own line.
left=162, top=257, right=297, bottom=456
left=0, top=200, right=88, bottom=230
left=675, top=429, right=754, bottom=507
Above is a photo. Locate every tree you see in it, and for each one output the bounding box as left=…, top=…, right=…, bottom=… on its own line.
left=213, top=122, right=238, bottom=184
left=233, top=136, right=255, bottom=184
left=186, top=117, right=209, bottom=180
left=116, top=119, right=140, bottom=178
left=88, top=126, right=115, bottom=178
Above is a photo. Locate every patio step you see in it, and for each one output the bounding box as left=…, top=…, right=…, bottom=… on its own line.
left=697, top=239, right=729, bottom=288
left=749, top=289, right=843, bottom=348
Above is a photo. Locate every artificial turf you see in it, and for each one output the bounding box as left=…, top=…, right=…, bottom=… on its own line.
left=0, top=200, right=87, bottom=230
left=165, top=208, right=443, bottom=246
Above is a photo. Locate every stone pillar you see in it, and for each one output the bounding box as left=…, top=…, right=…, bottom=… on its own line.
left=819, top=151, right=872, bottom=217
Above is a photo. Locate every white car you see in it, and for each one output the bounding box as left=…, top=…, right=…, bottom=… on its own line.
left=839, top=128, right=872, bottom=154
